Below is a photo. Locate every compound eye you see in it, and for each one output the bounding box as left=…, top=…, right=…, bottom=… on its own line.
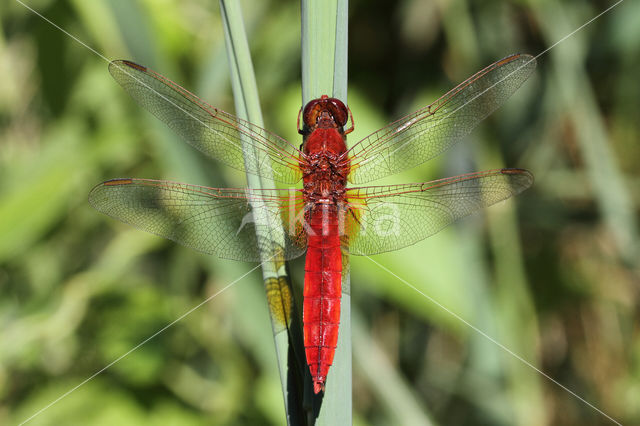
left=302, top=99, right=321, bottom=127
left=329, top=99, right=348, bottom=127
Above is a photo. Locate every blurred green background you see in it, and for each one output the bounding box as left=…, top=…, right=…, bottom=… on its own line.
left=1, top=0, right=639, bottom=424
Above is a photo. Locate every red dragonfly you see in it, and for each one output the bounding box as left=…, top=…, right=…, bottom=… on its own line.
left=89, top=54, right=535, bottom=393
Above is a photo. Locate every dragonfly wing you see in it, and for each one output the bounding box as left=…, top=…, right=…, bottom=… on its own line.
left=343, top=169, right=533, bottom=255
left=89, top=179, right=307, bottom=262
left=347, top=54, right=536, bottom=184
left=109, top=60, right=303, bottom=184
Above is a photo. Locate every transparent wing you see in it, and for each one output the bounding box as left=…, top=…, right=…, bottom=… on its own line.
left=343, top=169, right=533, bottom=255
left=109, top=60, right=303, bottom=184
left=346, top=54, right=536, bottom=184
left=89, top=178, right=307, bottom=262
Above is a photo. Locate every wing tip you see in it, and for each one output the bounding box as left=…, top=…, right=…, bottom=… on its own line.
left=110, top=59, right=147, bottom=71
left=500, top=167, right=532, bottom=176
left=88, top=178, right=134, bottom=205
left=500, top=167, right=535, bottom=189
left=505, top=53, right=537, bottom=69
left=102, top=178, right=134, bottom=186
left=495, top=54, right=537, bottom=74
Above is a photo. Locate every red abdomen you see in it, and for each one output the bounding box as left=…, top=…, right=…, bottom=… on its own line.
left=303, top=205, right=342, bottom=394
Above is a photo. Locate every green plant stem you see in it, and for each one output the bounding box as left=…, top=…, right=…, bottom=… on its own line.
left=301, top=0, right=351, bottom=424
left=219, top=1, right=305, bottom=425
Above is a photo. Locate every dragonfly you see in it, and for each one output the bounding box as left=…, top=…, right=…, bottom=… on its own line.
left=89, top=54, right=536, bottom=393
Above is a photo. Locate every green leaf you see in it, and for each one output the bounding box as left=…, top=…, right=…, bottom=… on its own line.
left=301, top=1, right=352, bottom=424
left=219, top=1, right=306, bottom=425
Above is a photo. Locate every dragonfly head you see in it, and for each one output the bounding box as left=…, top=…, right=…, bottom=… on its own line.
left=300, top=95, right=349, bottom=134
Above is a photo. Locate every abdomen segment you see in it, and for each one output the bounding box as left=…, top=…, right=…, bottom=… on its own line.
left=303, top=206, right=343, bottom=393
